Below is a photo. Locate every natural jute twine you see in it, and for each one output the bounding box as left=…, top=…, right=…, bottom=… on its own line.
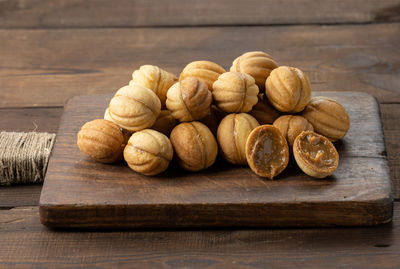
left=0, top=132, right=56, bottom=186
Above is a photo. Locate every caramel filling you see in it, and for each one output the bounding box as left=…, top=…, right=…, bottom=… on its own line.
left=252, top=132, right=287, bottom=175
left=299, top=133, right=336, bottom=168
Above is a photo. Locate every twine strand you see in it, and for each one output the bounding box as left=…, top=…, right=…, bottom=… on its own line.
left=0, top=132, right=56, bottom=186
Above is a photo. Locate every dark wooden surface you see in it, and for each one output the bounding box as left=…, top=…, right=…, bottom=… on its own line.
left=1, top=205, right=400, bottom=269
left=1, top=0, right=399, bottom=28
left=1, top=0, right=400, bottom=267
left=39, top=92, right=392, bottom=228
left=1, top=23, right=400, bottom=107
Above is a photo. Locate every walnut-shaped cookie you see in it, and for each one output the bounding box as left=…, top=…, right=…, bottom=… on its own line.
left=246, top=125, right=289, bottom=179
left=124, top=129, right=173, bottom=176
left=150, top=110, right=177, bottom=136
left=166, top=77, right=212, bottom=122
left=249, top=96, right=280, bottom=125
left=77, top=119, right=125, bottom=163
left=108, top=84, right=161, bottom=132
left=212, top=72, right=259, bottom=113
left=230, top=51, right=278, bottom=90
left=302, top=96, right=350, bottom=141
left=129, top=65, right=177, bottom=107
left=293, top=131, right=339, bottom=178
left=170, top=121, right=218, bottom=171
left=217, top=113, right=259, bottom=165
left=179, top=61, right=226, bottom=90
left=265, top=66, right=311, bottom=113
left=273, top=115, right=314, bottom=146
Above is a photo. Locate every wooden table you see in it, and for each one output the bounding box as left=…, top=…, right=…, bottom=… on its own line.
left=1, top=1, right=399, bottom=268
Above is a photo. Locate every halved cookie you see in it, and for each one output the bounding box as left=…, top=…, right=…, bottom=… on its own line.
left=245, top=125, right=289, bottom=179
left=293, top=131, right=339, bottom=178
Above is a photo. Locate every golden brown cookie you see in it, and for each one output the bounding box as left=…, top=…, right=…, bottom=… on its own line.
left=293, top=131, right=339, bottom=178
left=217, top=113, right=259, bottom=165
left=179, top=61, right=226, bottom=91
left=124, top=129, right=173, bottom=176
left=150, top=110, right=177, bottom=136
left=273, top=115, right=314, bottom=146
left=302, top=96, right=350, bottom=141
left=249, top=96, right=280, bottom=125
left=212, top=72, right=259, bottom=113
left=245, top=125, right=289, bottom=179
left=108, top=84, right=161, bottom=132
left=129, top=65, right=177, bottom=107
left=170, top=121, right=218, bottom=171
left=230, top=51, right=278, bottom=90
left=179, top=60, right=226, bottom=90
left=77, top=119, right=125, bottom=163
left=265, top=66, right=311, bottom=113
left=166, top=77, right=212, bottom=122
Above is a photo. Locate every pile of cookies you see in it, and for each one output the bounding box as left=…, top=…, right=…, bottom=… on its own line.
left=77, top=51, right=350, bottom=179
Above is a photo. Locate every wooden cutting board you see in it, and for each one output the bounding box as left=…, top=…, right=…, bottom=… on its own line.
left=39, top=91, right=393, bottom=229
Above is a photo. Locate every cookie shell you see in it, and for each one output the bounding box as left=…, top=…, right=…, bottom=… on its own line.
left=273, top=115, right=314, bottom=146
left=166, top=77, right=212, bottom=122
left=108, top=84, right=161, bottom=132
left=129, top=65, right=177, bottom=107
left=302, top=96, right=350, bottom=141
left=170, top=121, right=218, bottom=171
left=293, top=131, right=339, bottom=178
left=179, top=60, right=226, bottom=90
left=124, top=129, right=173, bottom=176
left=265, top=66, right=311, bottom=113
left=230, top=51, right=278, bottom=90
left=212, top=72, right=259, bottom=113
left=77, top=119, right=125, bottom=163
left=217, top=113, right=259, bottom=165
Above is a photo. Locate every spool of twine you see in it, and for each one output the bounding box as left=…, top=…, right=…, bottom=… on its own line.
left=0, top=131, right=56, bottom=186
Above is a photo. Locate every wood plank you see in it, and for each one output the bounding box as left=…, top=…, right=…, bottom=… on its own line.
left=381, top=104, right=400, bottom=199
left=0, top=102, right=397, bottom=208
left=0, top=204, right=399, bottom=268
left=0, top=107, right=62, bottom=133
left=1, top=23, right=399, bottom=107
left=0, top=103, right=397, bottom=209
left=0, top=0, right=399, bottom=28
left=39, top=92, right=393, bottom=228
left=0, top=185, right=41, bottom=208
left=0, top=105, right=396, bottom=209
left=0, top=103, right=398, bottom=209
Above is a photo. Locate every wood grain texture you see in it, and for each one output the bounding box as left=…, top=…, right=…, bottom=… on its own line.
left=39, top=92, right=393, bottom=228
left=0, top=0, right=399, bottom=28
left=381, top=104, right=400, bottom=199
left=0, top=104, right=400, bottom=208
left=0, top=104, right=399, bottom=209
left=0, top=1, right=398, bottom=266
left=0, top=185, right=41, bottom=208
left=0, top=24, right=400, bottom=107
left=0, top=107, right=62, bottom=133
left=0, top=205, right=399, bottom=268
left=0, top=103, right=397, bottom=209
